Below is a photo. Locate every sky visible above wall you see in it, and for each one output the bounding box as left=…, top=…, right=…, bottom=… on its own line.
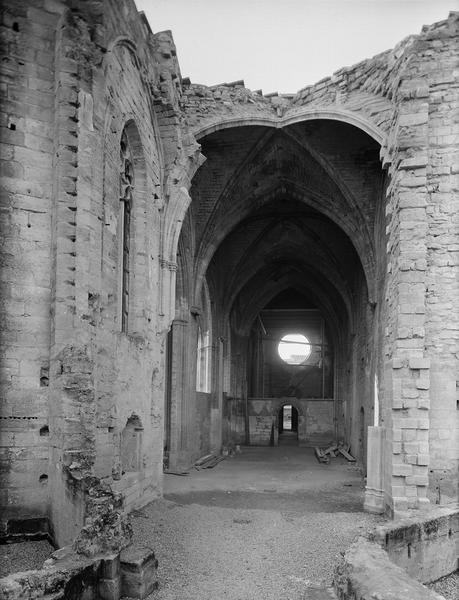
left=134, top=0, right=458, bottom=94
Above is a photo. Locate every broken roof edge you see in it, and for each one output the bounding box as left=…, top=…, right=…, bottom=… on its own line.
left=184, top=11, right=456, bottom=100
left=138, top=10, right=152, bottom=35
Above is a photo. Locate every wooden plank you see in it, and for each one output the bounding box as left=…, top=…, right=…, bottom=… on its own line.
left=338, top=447, right=356, bottom=462
left=202, top=455, right=226, bottom=469
left=314, top=447, right=329, bottom=463
left=323, top=444, right=338, bottom=456
left=195, top=453, right=215, bottom=466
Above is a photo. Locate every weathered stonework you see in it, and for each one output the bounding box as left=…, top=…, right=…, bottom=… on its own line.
left=334, top=506, right=459, bottom=599
left=0, top=0, right=458, bottom=579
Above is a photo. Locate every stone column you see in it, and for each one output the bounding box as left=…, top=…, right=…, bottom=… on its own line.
left=167, top=318, right=189, bottom=470
left=384, top=74, right=431, bottom=515
left=210, top=338, right=224, bottom=453
left=364, top=426, right=385, bottom=513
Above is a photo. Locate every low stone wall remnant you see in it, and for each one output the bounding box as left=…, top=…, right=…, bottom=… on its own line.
left=334, top=537, right=445, bottom=600
left=334, top=506, right=459, bottom=599
left=0, top=543, right=158, bottom=600
left=372, top=505, right=458, bottom=584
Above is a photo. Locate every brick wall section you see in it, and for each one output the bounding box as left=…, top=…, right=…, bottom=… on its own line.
left=48, top=2, right=167, bottom=545
left=47, top=4, right=99, bottom=546
left=382, top=12, right=459, bottom=513
left=0, top=0, right=196, bottom=546
left=383, top=80, right=431, bottom=513
left=0, top=0, right=61, bottom=533
left=422, top=15, right=459, bottom=503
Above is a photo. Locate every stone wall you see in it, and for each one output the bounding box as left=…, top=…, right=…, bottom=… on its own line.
left=247, top=398, right=334, bottom=446
left=1, top=0, right=61, bottom=537
left=373, top=505, right=458, bottom=584
left=195, top=391, right=212, bottom=457
left=381, top=12, right=459, bottom=514
left=334, top=537, right=444, bottom=600
left=423, top=16, right=459, bottom=505
left=334, top=506, right=459, bottom=599
left=0, top=0, right=200, bottom=546
left=0, top=0, right=458, bottom=556
left=0, top=542, right=159, bottom=600
left=44, top=0, right=169, bottom=547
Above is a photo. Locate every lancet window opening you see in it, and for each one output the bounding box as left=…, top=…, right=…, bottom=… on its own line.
left=196, top=282, right=213, bottom=393
left=196, top=327, right=211, bottom=393
left=120, top=129, right=134, bottom=332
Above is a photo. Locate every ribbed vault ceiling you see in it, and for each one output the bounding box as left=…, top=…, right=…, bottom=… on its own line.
left=186, top=119, right=383, bottom=333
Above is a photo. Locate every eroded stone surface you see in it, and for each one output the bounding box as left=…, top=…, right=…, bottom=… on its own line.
left=334, top=537, right=445, bottom=600
left=0, top=1, right=457, bottom=586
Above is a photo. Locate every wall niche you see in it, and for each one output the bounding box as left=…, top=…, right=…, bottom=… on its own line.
left=121, top=414, right=143, bottom=475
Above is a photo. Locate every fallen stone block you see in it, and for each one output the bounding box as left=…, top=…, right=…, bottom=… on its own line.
left=120, top=544, right=159, bottom=599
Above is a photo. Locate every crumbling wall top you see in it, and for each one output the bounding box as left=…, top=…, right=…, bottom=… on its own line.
left=180, top=12, right=458, bottom=142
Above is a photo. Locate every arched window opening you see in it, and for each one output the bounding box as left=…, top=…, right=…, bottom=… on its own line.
left=196, top=327, right=211, bottom=393
left=196, top=281, right=213, bottom=393
left=119, top=129, right=134, bottom=332
left=121, top=414, right=143, bottom=474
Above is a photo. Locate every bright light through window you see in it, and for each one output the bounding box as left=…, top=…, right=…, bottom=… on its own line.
left=278, top=334, right=311, bottom=365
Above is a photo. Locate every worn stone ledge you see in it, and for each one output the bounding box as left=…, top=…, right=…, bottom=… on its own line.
left=0, top=542, right=158, bottom=600
left=333, top=537, right=445, bottom=600
left=334, top=506, right=459, bottom=599
left=372, top=504, right=459, bottom=583
left=0, top=546, right=105, bottom=600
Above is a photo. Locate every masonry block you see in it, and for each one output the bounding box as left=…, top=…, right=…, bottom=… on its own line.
left=392, top=496, right=409, bottom=513
left=416, top=378, right=430, bottom=390
left=120, top=545, right=159, bottom=599
left=409, top=357, right=430, bottom=370
left=393, top=463, right=413, bottom=477
left=98, top=576, right=121, bottom=600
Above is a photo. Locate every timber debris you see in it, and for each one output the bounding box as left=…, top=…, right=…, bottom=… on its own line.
left=194, top=453, right=226, bottom=470
left=314, top=442, right=356, bottom=464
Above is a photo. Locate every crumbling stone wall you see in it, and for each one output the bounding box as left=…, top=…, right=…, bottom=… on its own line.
left=381, top=13, right=459, bottom=513
left=423, top=17, right=459, bottom=505
left=0, top=0, right=203, bottom=547
left=334, top=506, right=459, bottom=599
left=1, top=0, right=61, bottom=538
left=0, top=0, right=457, bottom=555
left=42, top=0, right=168, bottom=547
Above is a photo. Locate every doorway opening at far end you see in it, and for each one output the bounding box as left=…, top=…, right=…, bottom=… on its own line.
left=278, top=404, right=299, bottom=446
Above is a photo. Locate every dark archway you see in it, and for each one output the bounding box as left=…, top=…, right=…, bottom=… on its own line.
left=174, top=117, right=386, bottom=463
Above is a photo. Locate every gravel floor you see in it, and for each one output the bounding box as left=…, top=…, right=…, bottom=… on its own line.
left=131, top=498, right=381, bottom=600
left=428, top=571, right=459, bottom=600
left=0, top=539, right=54, bottom=578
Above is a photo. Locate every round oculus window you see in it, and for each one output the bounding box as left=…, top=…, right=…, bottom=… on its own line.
left=278, top=334, right=311, bottom=365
